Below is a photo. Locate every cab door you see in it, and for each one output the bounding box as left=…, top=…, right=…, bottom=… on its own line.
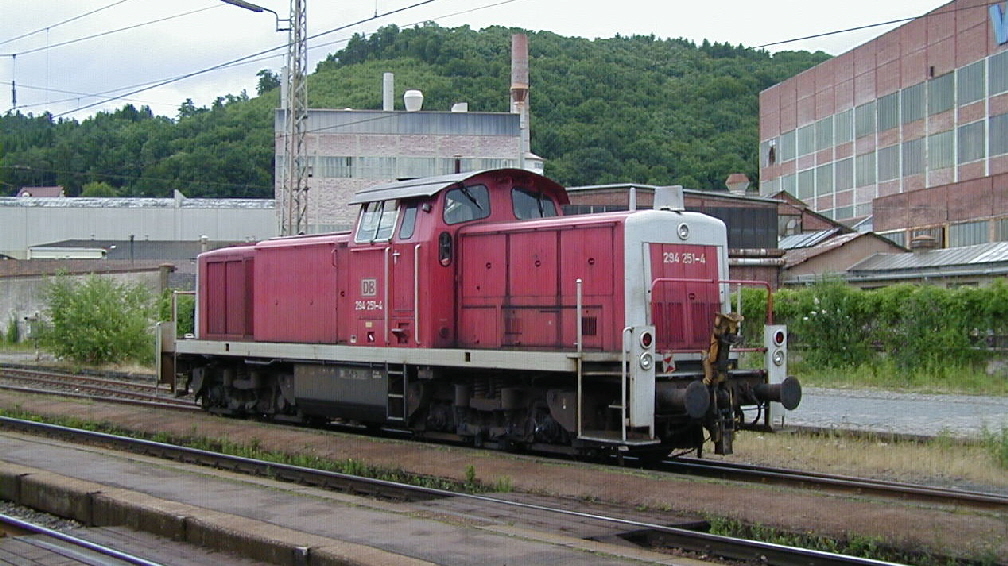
left=349, top=200, right=398, bottom=346
left=389, top=202, right=420, bottom=345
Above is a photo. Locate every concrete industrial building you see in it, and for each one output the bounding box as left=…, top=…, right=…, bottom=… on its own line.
left=0, top=191, right=276, bottom=260
left=759, top=0, right=1008, bottom=249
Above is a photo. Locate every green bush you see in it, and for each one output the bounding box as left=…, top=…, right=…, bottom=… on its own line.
left=39, top=274, right=155, bottom=365
left=4, top=315, right=18, bottom=344
left=158, top=290, right=195, bottom=337
left=772, top=280, right=1008, bottom=377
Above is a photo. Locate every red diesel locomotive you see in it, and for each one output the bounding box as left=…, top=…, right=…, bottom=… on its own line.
left=159, top=168, right=800, bottom=459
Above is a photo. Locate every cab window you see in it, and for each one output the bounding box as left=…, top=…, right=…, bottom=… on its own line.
left=443, top=184, right=490, bottom=225
left=398, top=202, right=418, bottom=240
left=512, top=187, right=557, bottom=220
left=355, top=199, right=399, bottom=243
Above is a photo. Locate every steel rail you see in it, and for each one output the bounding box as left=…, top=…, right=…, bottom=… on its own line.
left=0, top=512, right=165, bottom=566
left=0, top=416, right=909, bottom=566
left=664, top=457, right=1008, bottom=511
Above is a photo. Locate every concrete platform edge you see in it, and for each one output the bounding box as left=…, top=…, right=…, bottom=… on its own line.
left=0, top=463, right=435, bottom=566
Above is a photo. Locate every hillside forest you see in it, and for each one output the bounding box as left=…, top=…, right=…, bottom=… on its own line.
left=0, top=24, right=828, bottom=198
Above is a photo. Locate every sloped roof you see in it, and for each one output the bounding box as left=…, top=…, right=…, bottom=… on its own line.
left=783, top=232, right=868, bottom=268
left=0, top=194, right=272, bottom=209
left=16, top=186, right=64, bottom=197
left=35, top=239, right=243, bottom=261
left=850, top=241, right=1008, bottom=274
left=779, top=228, right=841, bottom=250
left=348, top=168, right=567, bottom=205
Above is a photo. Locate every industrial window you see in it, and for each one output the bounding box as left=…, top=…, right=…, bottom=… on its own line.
left=958, top=60, right=985, bottom=106
left=797, top=169, right=815, bottom=200
left=991, top=113, right=1008, bottom=156
left=797, top=124, right=816, bottom=156
left=902, top=138, right=925, bottom=175
left=928, top=130, right=955, bottom=171
left=949, top=221, right=989, bottom=247
left=834, top=205, right=854, bottom=220
left=855, top=101, right=876, bottom=138
left=314, top=156, right=352, bottom=178
left=444, top=184, right=490, bottom=224
left=877, top=145, right=900, bottom=182
left=512, top=187, right=558, bottom=220
left=997, top=218, right=1008, bottom=242
left=779, top=130, right=796, bottom=162
left=835, top=109, right=853, bottom=144
left=395, top=157, right=437, bottom=179
left=761, top=177, right=779, bottom=196
left=928, top=73, right=955, bottom=115
left=877, top=92, right=899, bottom=132
left=780, top=173, right=797, bottom=196
left=355, top=199, right=399, bottom=243
left=815, top=116, right=833, bottom=151
left=958, top=121, right=986, bottom=163
left=901, top=83, right=926, bottom=124
left=835, top=158, right=854, bottom=191
left=855, top=152, right=876, bottom=187
left=882, top=231, right=906, bottom=248
left=854, top=203, right=872, bottom=218
left=816, top=163, right=834, bottom=195
left=991, top=50, right=1008, bottom=95
left=760, top=139, right=778, bottom=167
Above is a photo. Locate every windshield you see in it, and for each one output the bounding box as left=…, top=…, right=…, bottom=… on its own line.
left=355, top=199, right=399, bottom=243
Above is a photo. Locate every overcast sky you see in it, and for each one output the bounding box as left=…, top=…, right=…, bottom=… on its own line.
left=0, top=0, right=952, bottom=121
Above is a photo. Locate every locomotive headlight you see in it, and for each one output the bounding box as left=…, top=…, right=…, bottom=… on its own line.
left=772, top=349, right=785, bottom=366
left=677, top=223, right=690, bottom=240
left=773, top=330, right=786, bottom=347
left=639, top=352, right=654, bottom=370
left=639, top=331, right=653, bottom=348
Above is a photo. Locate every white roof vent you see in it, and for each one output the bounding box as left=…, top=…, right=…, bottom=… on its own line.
left=404, top=89, right=424, bottom=112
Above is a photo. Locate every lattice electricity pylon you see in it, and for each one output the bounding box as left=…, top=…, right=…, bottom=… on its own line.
left=281, top=0, right=309, bottom=236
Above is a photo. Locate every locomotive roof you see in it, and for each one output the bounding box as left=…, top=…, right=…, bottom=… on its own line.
left=348, top=168, right=567, bottom=205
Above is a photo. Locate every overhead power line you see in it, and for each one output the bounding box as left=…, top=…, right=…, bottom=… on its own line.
left=757, top=1, right=999, bottom=49
left=53, top=0, right=453, bottom=117
left=11, top=5, right=222, bottom=57
left=0, top=0, right=135, bottom=48
left=758, top=16, right=916, bottom=49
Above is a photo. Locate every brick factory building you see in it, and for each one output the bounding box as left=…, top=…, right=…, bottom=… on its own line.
left=759, top=0, right=1008, bottom=249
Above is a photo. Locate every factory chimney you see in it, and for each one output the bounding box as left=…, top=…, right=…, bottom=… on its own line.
left=382, top=72, right=394, bottom=111
left=510, top=34, right=530, bottom=170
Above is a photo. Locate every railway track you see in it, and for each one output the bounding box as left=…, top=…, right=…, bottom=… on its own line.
left=3, top=363, right=1006, bottom=515
left=0, top=365, right=195, bottom=411
left=0, top=512, right=165, bottom=566
left=661, top=458, right=1008, bottom=512
left=0, top=416, right=909, bottom=566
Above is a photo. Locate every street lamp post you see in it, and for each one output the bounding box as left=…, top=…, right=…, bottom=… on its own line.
left=220, top=0, right=307, bottom=236
left=219, top=0, right=290, bottom=31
